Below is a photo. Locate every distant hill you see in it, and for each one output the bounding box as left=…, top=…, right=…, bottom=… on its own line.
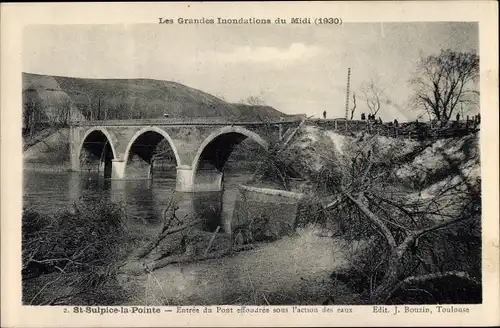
left=22, top=73, right=291, bottom=123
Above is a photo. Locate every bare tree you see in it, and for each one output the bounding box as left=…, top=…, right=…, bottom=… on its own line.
left=349, top=92, right=357, bottom=120
left=361, top=79, right=386, bottom=117
left=410, top=49, right=479, bottom=124
left=23, top=90, right=43, bottom=138
left=87, top=91, right=113, bottom=121
left=54, top=100, right=69, bottom=126
left=67, top=90, right=92, bottom=121
left=241, top=90, right=269, bottom=106
left=24, top=100, right=42, bottom=138
left=116, top=90, right=130, bottom=119
left=241, top=95, right=266, bottom=106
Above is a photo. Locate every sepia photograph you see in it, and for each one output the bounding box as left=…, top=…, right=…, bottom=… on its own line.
left=1, top=2, right=499, bottom=327
left=20, top=20, right=483, bottom=307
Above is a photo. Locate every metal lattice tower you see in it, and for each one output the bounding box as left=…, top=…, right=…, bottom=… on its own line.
left=345, top=68, right=351, bottom=120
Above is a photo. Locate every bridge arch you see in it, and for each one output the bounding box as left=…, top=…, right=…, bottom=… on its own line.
left=78, top=127, right=118, bottom=160
left=78, top=127, right=117, bottom=178
left=123, top=126, right=180, bottom=179
left=190, top=126, right=269, bottom=190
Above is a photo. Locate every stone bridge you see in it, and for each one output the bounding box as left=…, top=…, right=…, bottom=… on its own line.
left=69, top=118, right=300, bottom=192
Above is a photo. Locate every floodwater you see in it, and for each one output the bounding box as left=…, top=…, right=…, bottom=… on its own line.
left=23, top=169, right=348, bottom=305
left=23, top=170, right=251, bottom=233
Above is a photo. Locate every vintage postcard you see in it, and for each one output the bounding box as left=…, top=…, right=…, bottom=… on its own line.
left=1, top=1, right=499, bottom=327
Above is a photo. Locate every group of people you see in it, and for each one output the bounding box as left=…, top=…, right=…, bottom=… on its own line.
left=459, top=113, right=481, bottom=124
left=360, top=112, right=383, bottom=124
left=320, top=110, right=480, bottom=128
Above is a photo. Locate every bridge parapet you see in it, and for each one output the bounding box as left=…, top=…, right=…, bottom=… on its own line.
left=70, top=117, right=302, bottom=127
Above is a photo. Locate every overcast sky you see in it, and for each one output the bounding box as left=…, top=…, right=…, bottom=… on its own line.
left=23, top=22, right=478, bottom=121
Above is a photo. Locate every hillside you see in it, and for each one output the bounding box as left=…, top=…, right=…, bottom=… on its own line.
left=22, top=73, right=289, bottom=123
left=279, top=127, right=479, bottom=193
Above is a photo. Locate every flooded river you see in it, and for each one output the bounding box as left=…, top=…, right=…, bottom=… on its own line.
left=23, top=169, right=346, bottom=305
left=23, top=170, right=252, bottom=232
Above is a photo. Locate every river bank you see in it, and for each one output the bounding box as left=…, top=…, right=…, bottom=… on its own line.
left=120, top=228, right=354, bottom=306
left=22, top=198, right=355, bottom=306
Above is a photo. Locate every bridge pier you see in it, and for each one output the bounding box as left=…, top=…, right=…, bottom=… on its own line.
left=193, top=170, right=224, bottom=192
left=175, top=165, right=195, bottom=192
left=111, top=159, right=126, bottom=180
left=175, top=165, right=224, bottom=192
left=71, top=151, right=80, bottom=172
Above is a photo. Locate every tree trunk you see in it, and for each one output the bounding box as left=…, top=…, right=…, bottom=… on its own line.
left=30, top=111, right=36, bottom=138
left=151, top=244, right=256, bottom=271
left=134, top=219, right=202, bottom=259
left=371, top=250, right=402, bottom=302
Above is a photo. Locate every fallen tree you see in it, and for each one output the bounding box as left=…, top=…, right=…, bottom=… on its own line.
left=134, top=217, right=203, bottom=260
left=149, top=244, right=257, bottom=271
left=319, top=133, right=481, bottom=303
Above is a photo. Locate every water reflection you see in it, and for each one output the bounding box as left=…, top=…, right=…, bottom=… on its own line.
left=67, top=171, right=82, bottom=202
left=189, top=192, right=224, bottom=232
left=23, top=170, right=250, bottom=233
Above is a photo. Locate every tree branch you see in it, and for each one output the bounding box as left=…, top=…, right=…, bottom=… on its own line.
left=345, top=193, right=397, bottom=250
left=385, top=270, right=479, bottom=302
left=135, top=218, right=203, bottom=259
left=277, top=116, right=311, bottom=153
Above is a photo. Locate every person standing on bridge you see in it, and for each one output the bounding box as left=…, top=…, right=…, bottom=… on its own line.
left=323, top=110, right=327, bottom=120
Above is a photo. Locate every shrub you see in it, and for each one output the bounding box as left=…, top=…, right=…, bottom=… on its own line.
left=22, top=200, right=133, bottom=305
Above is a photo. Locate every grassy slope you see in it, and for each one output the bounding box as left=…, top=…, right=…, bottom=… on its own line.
left=23, top=72, right=289, bottom=121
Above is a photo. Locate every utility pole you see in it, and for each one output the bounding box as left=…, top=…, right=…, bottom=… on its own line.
left=345, top=68, right=351, bottom=120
